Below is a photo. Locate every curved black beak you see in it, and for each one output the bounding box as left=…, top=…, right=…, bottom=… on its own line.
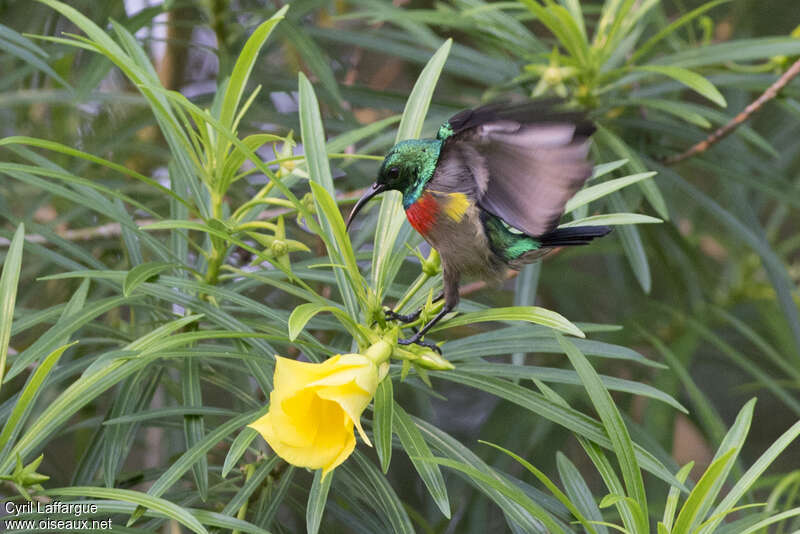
left=346, top=183, right=388, bottom=231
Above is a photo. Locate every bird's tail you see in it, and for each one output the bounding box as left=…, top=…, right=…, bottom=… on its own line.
left=538, top=225, right=612, bottom=247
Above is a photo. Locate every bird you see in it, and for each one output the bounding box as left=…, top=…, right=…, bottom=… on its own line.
left=346, top=100, right=611, bottom=352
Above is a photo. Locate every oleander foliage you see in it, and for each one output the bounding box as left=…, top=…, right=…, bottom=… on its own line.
left=1, top=0, right=800, bottom=532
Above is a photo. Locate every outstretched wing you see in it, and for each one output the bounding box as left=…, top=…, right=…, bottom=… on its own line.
left=438, top=100, right=595, bottom=237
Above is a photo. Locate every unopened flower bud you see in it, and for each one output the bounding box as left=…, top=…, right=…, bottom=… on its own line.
left=415, top=350, right=454, bottom=371
left=270, top=239, right=288, bottom=257
left=422, top=249, right=441, bottom=276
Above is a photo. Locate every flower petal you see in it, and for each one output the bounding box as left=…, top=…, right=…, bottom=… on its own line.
left=315, top=382, right=373, bottom=446
left=273, top=355, right=340, bottom=396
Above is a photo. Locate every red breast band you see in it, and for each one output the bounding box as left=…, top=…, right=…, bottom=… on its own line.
left=405, top=193, right=438, bottom=235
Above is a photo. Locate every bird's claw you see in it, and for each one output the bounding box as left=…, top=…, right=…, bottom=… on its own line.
left=398, top=335, right=442, bottom=354
left=384, top=307, right=422, bottom=324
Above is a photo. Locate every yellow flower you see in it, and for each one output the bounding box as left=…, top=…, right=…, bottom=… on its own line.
left=249, top=353, right=380, bottom=476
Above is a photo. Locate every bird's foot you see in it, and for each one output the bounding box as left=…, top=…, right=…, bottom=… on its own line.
left=384, top=307, right=422, bottom=324
left=398, top=334, right=442, bottom=354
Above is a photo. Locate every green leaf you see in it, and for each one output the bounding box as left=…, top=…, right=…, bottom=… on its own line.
left=656, top=37, right=800, bottom=69
left=0, top=136, right=192, bottom=211
left=622, top=98, right=712, bottom=128
left=438, top=372, right=681, bottom=488
left=672, top=448, right=738, bottom=533
left=183, top=359, right=208, bottom=501
left=6, top=295, right=143, bottom=382
left=102, top=406, right=238, bottom=425
left=511, top=262, right=541, bottom=367
left=0, top=342, right=75, bottom=455
left=689, top=398, right=755, bottom=526
left=591, top=159, right=629, bottom=180
left=394, top=403, right=450, bottom=518
left=555, top=452, right=605, bottom=534
left=349, top=451, right=414, bottom=534
left=521, top=0, right=589, bottom=64
left=221, top=457, right=278, bottom=517
left=483, top=441, right=599, bottom=534
left=0, top=23, right=71, bottom=88
left=35, top=0, right=212, bottom=217
left=299, top=73, right=363, bottom=315
left=146, top=408, right=268, bottom=499
left=638, top=327, right=729, bottom=447
left=307, top=181, right=365, bottom=306
left=45, top=487, right=207, bottom=534
left=412, top=415, right=562, bottom=532
left=655, top=163, right=800, bottom=362
left=446, top=327, right=663, bottom=367
left=420, top=456, right=567, bottom=533
left=0, top=223, right=24, bottom=390
left=630, top=0, right=732, bottom=62
left=102, top=370, right=159, bottom=489
left=611, top=194, right=651, bottom=293
left=595, top=126, right=668, bottom=220
left=255, top=465, right=295, bottom=528
left=431, top=306, right=585, bottom=338
left=123, top=262, right=175, bottom=297
left=702, top=418, right=800, bottom=533
left=288, top=302, right=348, bottom=341
left=662, top=463, right=694, bottom=531
left=536, top=381, right=641, bottom=531
left=0, top=315, right=202, bottom=475
left=218, top=6, right=288, bottom=131
left=373, top=378, right=394, bottom=473
left=559, top=213, right=663, bottom=227
left=456, top=363, right=686, bottom=412
left=222, top=427, right=259, bottom=478
left=372, top=39, right=452, bottom=298
left=556, top=334, right=648, bottom=532
left=565, top=172, right=657, bottom=214
left=637, top=65, right=727, bottom=107
left=735, top=507, right=800, bottom=534
left=307, top=467, right=333, bottom=534
left=327, top=115, right=401, bottom=153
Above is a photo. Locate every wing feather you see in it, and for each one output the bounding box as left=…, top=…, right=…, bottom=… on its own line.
left=440, top=101, right=594, bottom=237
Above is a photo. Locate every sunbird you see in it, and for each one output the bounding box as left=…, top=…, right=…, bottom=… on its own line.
left=346, top=100, right=611, bottom=351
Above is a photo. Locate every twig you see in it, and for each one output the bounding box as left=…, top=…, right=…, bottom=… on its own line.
left=664, top=58, right=800, bottom=165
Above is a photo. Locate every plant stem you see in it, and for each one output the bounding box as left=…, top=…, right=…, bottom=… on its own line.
left=232, top=462, right=255, bottom=534
left=665, top=57, right=800, bottom=165
left=393, top=272, right=431, bottom=313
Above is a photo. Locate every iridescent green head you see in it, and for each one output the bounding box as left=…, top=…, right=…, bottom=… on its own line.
left=346, top=139, right=442, bottom=230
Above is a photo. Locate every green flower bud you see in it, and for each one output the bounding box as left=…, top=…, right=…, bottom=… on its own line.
left=543, top=66, right=562, bottom=86
left=415, top=350, right=454, bottom=371
left=422, top=248, right=441, bottom=276
left=364, top=340, right=392, bottom=365
left=270, top=239, right=288, bottom=257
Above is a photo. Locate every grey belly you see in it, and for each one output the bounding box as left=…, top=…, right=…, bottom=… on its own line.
left=422, top=209, right=507, bottom=281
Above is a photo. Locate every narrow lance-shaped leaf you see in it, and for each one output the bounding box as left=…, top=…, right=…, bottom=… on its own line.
left=0, top=342, right=75, bottom=456
left=430, top=306, right=585, bottom=338
left=394, top=403, right=451, bottom=518
left=371, top=39, right=452, bottom=297
left=299, top=73, right=363, bottom=316
left=557, top=334, right=648, bottom=532
left=373, top=378, right=394, bottom=473
left=636, top=65, right=727, bottom=107
left=46, top=487, right=208, bottom=534
left=307, top=468, right=333, bottom=534
left=0, top=224, right=24, bottom=390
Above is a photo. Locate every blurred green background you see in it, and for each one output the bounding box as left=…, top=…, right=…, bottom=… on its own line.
left=2, top=0, right=800, bottom=532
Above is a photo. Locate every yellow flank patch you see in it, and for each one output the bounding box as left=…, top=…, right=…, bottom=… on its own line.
left=442, top=192, right=470, bottom=222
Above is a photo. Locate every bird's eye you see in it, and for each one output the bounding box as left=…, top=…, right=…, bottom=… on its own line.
left=387, top=167, right=400, bottom=180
